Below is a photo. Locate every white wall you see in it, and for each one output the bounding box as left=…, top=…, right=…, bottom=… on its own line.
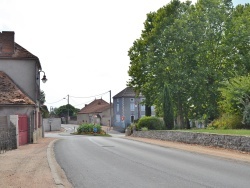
left=0, top=59, right=37, bottom=101
left=43, top=118, right=61, bottom=132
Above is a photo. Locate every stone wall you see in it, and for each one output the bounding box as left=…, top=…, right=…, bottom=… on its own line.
left=131, top=130, right=250, bottom=152
left=43, top=118, right=61, bottom=132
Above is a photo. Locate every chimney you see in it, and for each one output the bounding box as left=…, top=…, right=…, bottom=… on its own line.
left=0, top=31, right=15, bottom=55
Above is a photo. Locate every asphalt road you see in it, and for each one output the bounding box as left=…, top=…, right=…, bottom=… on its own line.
left=54, top=135, right=250, bottom=188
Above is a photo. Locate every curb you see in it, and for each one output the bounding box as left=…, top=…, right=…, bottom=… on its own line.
left=47, top=139, right=65, bottom=188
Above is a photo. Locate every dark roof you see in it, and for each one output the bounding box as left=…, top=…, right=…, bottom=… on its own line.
left=113, top=87, right=143, bottom=98
left=0, top=71, right=35, bottom=105
left=0, top=43, right=42, bottom=69
left=13, top=43, right=39, bottom=59
left=78, top=99, right=111, bottom=114
left=0, top=31, right=41, bottom=69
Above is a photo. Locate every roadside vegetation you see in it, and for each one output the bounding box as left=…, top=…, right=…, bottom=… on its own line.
left=75, top=123, right=111, bottom=136
left=179, top=129, right=250, bottom=136
left=128, top=116, right=250, bottom=136
left=127, top=0, right=250, bottom=131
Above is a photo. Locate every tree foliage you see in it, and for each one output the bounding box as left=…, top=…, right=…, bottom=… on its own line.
left=40, top=90, right=46, bottom=105
left=163, top=84, right=174, bottom=129
left=219, top=75, right=250, bottom=115
left=54, top=104, right=79, bottom=117
left=41, top=105, right=49, bottom=118
left=39, top=90, right=48, bottom=118
left=127, top=0, right=250, bottom=128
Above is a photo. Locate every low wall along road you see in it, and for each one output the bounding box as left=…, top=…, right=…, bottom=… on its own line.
left=131, top=130, right=250, bottom=152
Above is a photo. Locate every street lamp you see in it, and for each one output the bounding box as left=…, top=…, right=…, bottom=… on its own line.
left=63, top=95, right=69, bottom=124
left=38, top=70, right=47, bottom=83
left=37, top=70, right=47, bottom=137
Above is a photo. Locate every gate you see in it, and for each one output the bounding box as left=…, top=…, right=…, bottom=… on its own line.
left=0, top=115, right=17, bottom=153
left=18, top=115, right=28, bottom=146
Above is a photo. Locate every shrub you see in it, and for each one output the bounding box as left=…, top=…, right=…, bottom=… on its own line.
left=207, top=114, right=244, bottom=129
left=218, top=75, right=250, bottom=115
left=137, top=116, right=165, bottom=130
left=77, top=123, right=101, bottom=134
left=141, top=127, right=148, bottom=131
left=242, top=104, right=250, bottom=128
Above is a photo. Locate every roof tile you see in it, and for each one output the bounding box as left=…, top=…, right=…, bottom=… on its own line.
left=113, top=87, right=142, bottom=98
left=78, top=99, right=111, bottom=114
left=0, top=71, right=35, bottom=105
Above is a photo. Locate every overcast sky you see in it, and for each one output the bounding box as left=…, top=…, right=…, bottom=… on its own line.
left=0, top=0, right=248, bottom=110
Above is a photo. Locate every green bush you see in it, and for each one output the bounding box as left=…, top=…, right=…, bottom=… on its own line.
left=77, top=123, right=101, bottom=134
left=137, top=116, right=165, bottom=130
left=141, top=127, right=148, bottom=131
left=207, top=114, right=244, bottom=129
left=242, top=104, right=250, bottom=128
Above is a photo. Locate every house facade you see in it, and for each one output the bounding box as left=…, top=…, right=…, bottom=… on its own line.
left=0, top=31, right=46, bottom=146
left=77, top=99, right=113, bottom=126
left=112, top=87, right=155, bottom=128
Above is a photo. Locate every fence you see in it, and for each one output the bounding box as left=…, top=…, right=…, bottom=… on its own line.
left=0, top=127, right=17, bottom=154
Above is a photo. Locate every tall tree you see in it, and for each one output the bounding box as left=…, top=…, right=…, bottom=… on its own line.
left=146, top=0, right=193, bottom=128
left=128, top=0, right=192, bottom=127
left=163, top=84, right=174, bottom=129
left=40, top=90, right=46, bottom=105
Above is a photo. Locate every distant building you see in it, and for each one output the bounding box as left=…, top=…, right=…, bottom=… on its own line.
left=77, top=99, right=113, bottom=126
left=112, top=87, right=155, bottom=128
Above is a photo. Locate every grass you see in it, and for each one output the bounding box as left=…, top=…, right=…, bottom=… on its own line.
left=179, top=129, right=250, bottom=136
left=72, top=132, right=112, bottom=136
left=72, top=130, right=112, bottom=137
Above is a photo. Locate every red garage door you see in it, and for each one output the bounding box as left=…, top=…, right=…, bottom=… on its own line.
left=18, top=115, right=28, bottom=146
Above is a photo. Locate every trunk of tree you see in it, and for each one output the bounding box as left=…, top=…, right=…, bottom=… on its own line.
left=145, top=105, right=151, bottom=116
left=176, top=97, right=184, bottom=129
left=163, top=84, right=174, bottom=129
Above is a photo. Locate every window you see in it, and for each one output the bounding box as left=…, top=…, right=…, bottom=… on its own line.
left=140, top=98, right=145, bottom=111
left=130, top=103, right=135, bottom=111
left=116, top=104, right=119, bottom=112
left=141, top=104, right=145, bottom=111
left=117, top=98, right=119, bottom=102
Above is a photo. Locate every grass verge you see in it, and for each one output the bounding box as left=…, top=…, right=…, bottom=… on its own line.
left=179, top=129, right=250, bottom=136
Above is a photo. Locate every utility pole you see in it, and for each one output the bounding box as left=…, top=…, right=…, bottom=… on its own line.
left=67, top=94, right=69, bottom=124
left=138, top=99, right=140, bottom=119
left=109, top=90, right=111, bottom=128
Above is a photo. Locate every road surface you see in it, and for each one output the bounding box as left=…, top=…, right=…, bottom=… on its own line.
left=54, top=135, right=250, bottom=188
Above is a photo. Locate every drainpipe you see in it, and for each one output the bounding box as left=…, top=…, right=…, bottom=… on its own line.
left=29, top=113, right=32, bottom=144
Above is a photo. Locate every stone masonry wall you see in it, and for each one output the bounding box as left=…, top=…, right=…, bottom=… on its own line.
left=131, top=130, right=250, bottom=152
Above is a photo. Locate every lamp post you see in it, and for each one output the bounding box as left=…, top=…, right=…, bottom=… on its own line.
left=109, top=90, right=111, bottom=128
left=38, top=70, right=47, bottom=83
left=67, top=94, right=69, bottom=124
left=64, top=95, right=69, bottom=124
left=37, top=70, right=47, bottom=138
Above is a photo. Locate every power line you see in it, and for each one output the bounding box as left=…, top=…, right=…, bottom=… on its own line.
left=69, top=90, right=110, bottom=99
left=73, top=99, right=95, bottom=107
left=46, top=98, right=66, bottom=104
left=46, top=91, right=110, bottom=106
